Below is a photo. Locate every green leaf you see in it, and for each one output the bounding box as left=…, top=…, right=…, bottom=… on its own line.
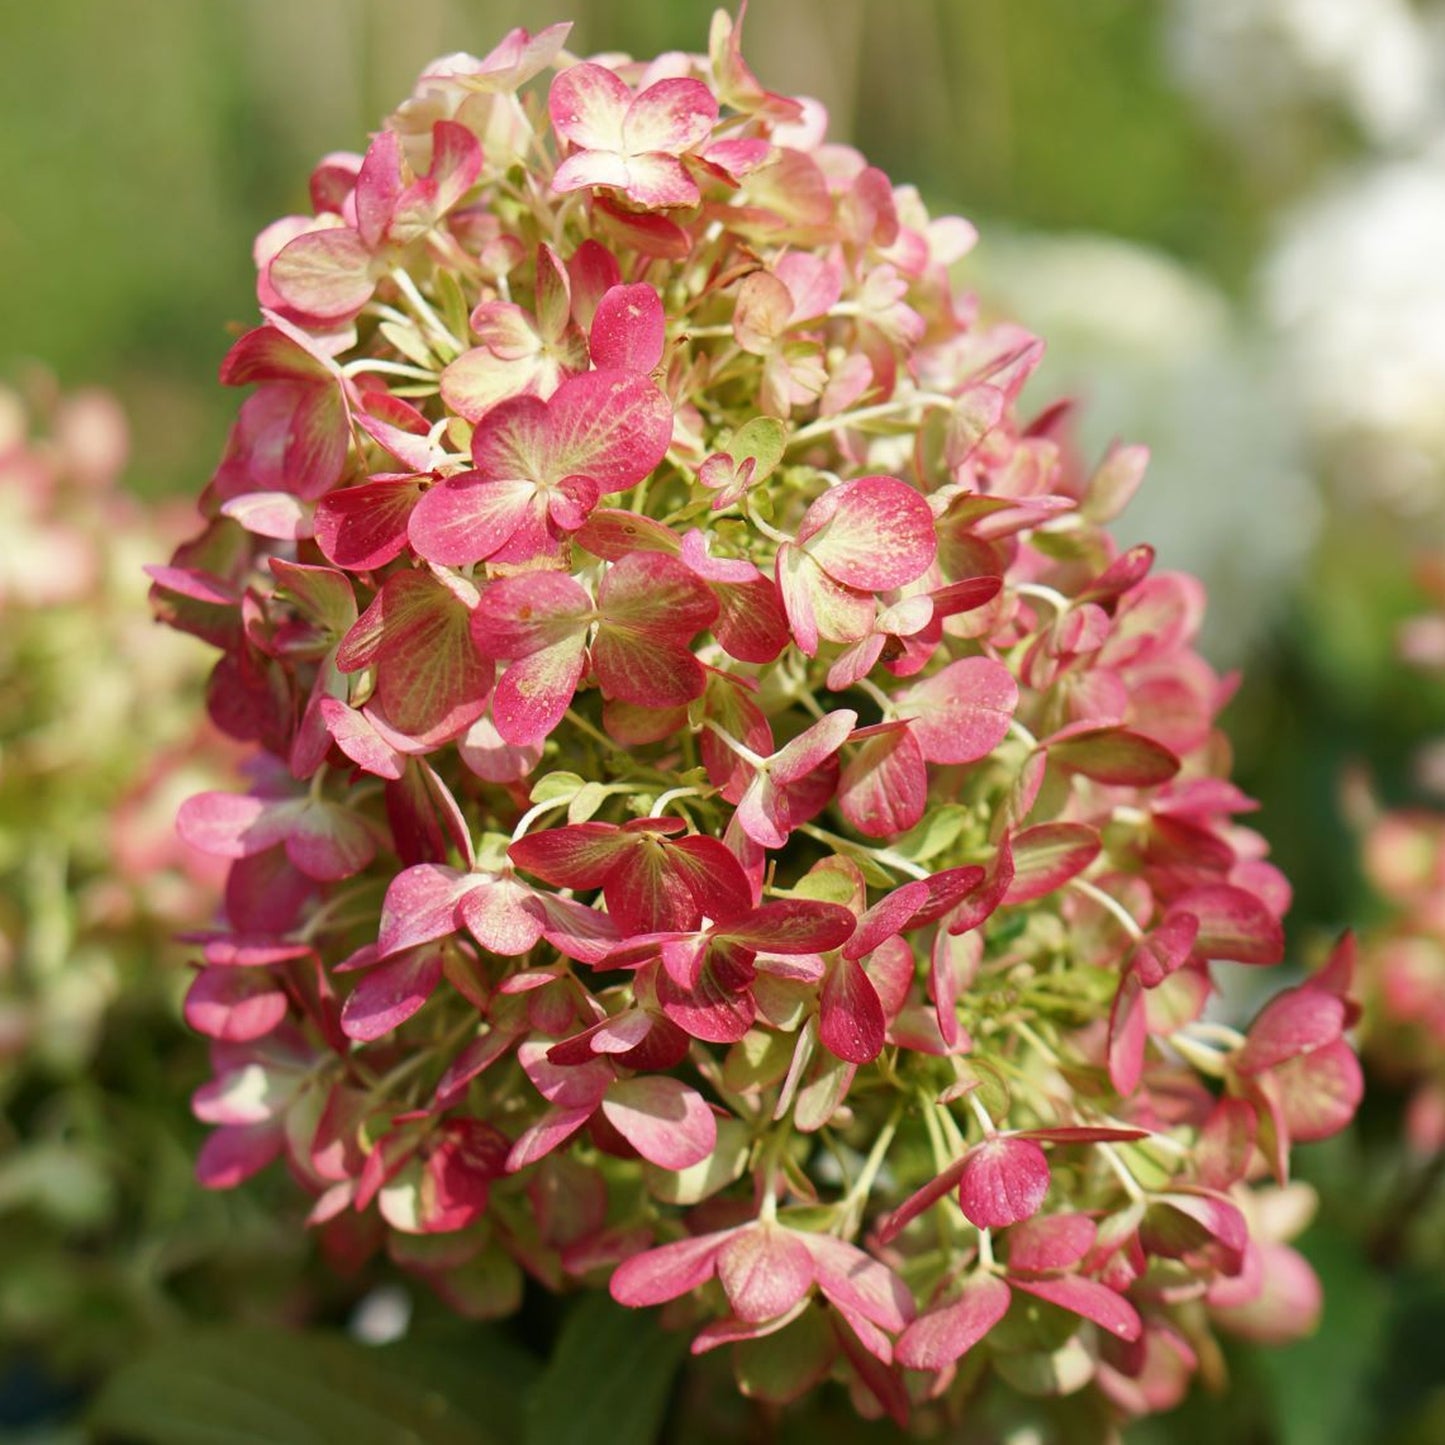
left=567, top=781, right=611, bottom=824
left=727, top=415, right=786, bottom=483
left=89, top=1325, right=518, bottom=1445
left=1255, top=1224, right=1392, bottom=1445
left=529, top=771, right=585, bottom=806
left=894, top=804, right=972, bottom=863
left=525, top=1294, right=686, bottom=1445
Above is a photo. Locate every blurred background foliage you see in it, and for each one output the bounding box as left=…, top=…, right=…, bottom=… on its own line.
left=3, top=1, right=1444, bottom=1441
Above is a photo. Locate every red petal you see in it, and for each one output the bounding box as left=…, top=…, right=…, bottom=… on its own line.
left=957, top=1137, right=1050, bottom=1229
left=589, top=283, right=665, bottom=372
left=1046, top=724, right=1180, bottom=787
left=1003, top=823, right=1101, bottom=905
left=1170, top=883, right=1284, bottom=965
left=896, top=1275, right=1011, bottom=1371
left=1108, top=971, right=1148, bottom=1095
left=1012, top=1275, right=1141, bottom=1341
left=340, top=950, right=443, bottom=1042
left=818, top=954, right=887, bottom=1064
left=609, top=1229, right=729, bottom=1308
left=1006, top=1213, right=1097, bottom=1274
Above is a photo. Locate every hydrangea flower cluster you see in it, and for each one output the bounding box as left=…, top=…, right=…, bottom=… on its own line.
left=1359, top=810, right=1445, bottom=1157
left=2, top=378, right=228, bottom=1075
left=1352, top=563, right=1445, bottom=1160
left=152, top=12, right=1362, bottom=1425
left=0, top=380, right=258, bottom=1364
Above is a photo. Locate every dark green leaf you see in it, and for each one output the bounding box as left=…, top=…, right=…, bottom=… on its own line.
left=525, top=1294, right=686, bottom=1445
left=89, top=1325, right=518, bottom=1445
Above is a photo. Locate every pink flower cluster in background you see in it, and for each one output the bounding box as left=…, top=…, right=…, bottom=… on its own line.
left=1, top=378, right=232, bottom=1071
left=151, top=9, right=1362, bottom=1426
left=1353, top=560, right=1445, bottom=1159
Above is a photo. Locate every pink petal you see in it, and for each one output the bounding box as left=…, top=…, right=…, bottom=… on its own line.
left=590, top=283, right=665, bottom=373
left=1108, top=971, right=1148, bottom=1095
left=610, top=1228, right=731, bottom=1308
left=718, top=899, right=856, bottom=953
left=775, top=543, right=875, bottom=656
left=600, top=1076, right=717, bottom=1169
left=717, top=1223, right=816, bottom=1323
left=1012, top=1275, right=1141, bottom=1341
left=509, top=823, right=631, bottom=889
left=283, top=799, right=378, bottom=880
left=421, top=1118, right=507, bottom=1233
left=1003, top=823, right=1101, bottom=905
left=1268, top=1039, right=1363, bottom=1142
left=837, top=722, right=927, bottom=839
left=1140, top=1190, right=1249, bottom=1275
left=1170, top=883, right=1285, bottom=965
left=895, top=1274, right=1011, bottom=1371
left=177, top=792, right=289, bottom=859
left=220, top=491, right=313, bottom=541
left=897, top=657, right=1017, bottom=765
left=314, top=476, right=423, bottom=571
left=1235, top=986, right=1346, bottom=1075
left=458, top=715, right=544, bottom=783
left=1131, top=913, right=1200, bottom=988
left=470, top=570, right=593, bottom=659
left=549, top=62, right=630, bottom=151
left=797, top=476, right=936, bottom=591
left=1194, top=1098, right=1258, bottom=1191
left=378, top=863, right=468, bottom=956
left=320, top=697, right=408, bottom=781
left=957, top=1137, right=1050, bottom=1229
left=196, top=1122, right=284, bottom=1189
left=620, top=153, right=701, bottom=209
left=505, top=1105, right=596, bottom=1172
left=1046, top=724, right=1180, bottom=787
left=1006, top=1213, right=1098, bottom=1274
left=542, top=370, right=675, bottom=493
left=803, top=1233, right=914, bottom=1332
left=1208, top=1241, right=1322, bottom=1344
left=517, top=1039, right=612, bottom=1108
left=337, top=568, right=493, bottom=747
left=667, top=834, right=754, bottom=926
left=818, top=954, right=886, bottom=1064
left=192, top=1065, right=293, bottom=1126
left=408, top=474, right=539, bottom=566
left=770, top=708, right=859, bottom=786
left=353, top=130, right=403, bottom=249
left=846, top=880, right=930, bottom=961
left=623, top=77, right=718, bottom=155
left=552, top=148, right=633, bottom=195
left=340, top=949, right=444, bottom=1041
left=457, top=874, right=548, bottom=956
left=184, top=967, right=289, bottom=1042
left=490, top=640, right=589, bottom=746
left=268, top=227, right=375, bottom=322
left=655, top=963, right=756, bottom=1044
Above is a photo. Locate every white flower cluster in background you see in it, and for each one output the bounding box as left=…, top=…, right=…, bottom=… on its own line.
left=1167, top=0, right=1439, bottom=150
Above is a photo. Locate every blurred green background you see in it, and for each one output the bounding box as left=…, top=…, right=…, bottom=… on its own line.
left=4, top=1, right=1444, bottom=1441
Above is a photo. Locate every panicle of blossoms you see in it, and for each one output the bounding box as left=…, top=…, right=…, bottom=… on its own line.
left=1, top=377, right=236, bottom=1082
left=152, top=9, right=1362, bottom=1426
left=1350, top=555, right=1445, bottom=1159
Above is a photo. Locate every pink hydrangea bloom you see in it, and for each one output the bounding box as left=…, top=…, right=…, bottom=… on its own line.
left=154, top=9, right=1362, bottom=1428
